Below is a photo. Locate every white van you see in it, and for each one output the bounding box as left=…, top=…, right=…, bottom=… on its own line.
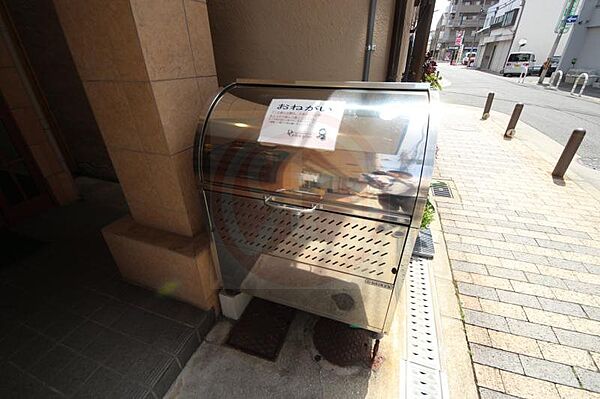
left=503, top=52, right=536, bottom=76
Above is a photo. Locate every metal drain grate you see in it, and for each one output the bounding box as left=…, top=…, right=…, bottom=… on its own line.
left=403, top=256, right=444, bottom=399
left=211, top=193, right=405, bottom=283
left=413, top=228, right=435, bottom=259
left=431, top=181, right=453, bottom=198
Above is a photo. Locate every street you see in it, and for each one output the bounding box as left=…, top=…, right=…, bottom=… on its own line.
left=437, top=63, right=600, bottom=170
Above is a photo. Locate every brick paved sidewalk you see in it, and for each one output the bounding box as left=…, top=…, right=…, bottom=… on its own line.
left=435, top=105, right=600, bottom=399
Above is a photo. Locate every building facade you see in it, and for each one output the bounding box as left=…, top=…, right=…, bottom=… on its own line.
left=557, top=0, right=600, bottom=81
left=431, top=0, right=498, bottom=61
left=476, top=0, right=574, bottom=73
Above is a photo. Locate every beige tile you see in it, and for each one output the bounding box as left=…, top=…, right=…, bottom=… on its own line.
left=103, top=216, right=219, bottom=309
left=54, top=0, right=117, bottom=81
left=436, top=277, right=462, bottom=319
left=499, top=259, right=539, bottom=273
left=488, top=330, right=542, bottom=357
left=553, top=288, right=600, bottom=307
left=453, top=270, right=474, bottom=284
left=555, top=385, right=600, bottom=399
left=465, top=324, right=491, bottom=345
left=471, top=274, right=513, bottom=290
left=480, top=299, right=527, bottom=321
left=538, top=341, right=596, bottom=370
left=131, top=0, right=195, bottom=80
left=10, top=108, right=46, bottom=146
left=500, top=370, right=560, bottom=399
left=0, top=67, right=30, bottom=109
left=151, top=77, right=210, bottom=154
left=592, top=352, right=600, bottom=370
left=474, top=364, right=504, bottom=391
left=184, top=0, right=216, bottom=76
left=172, top=148, right=208, bottom=234
left=465, top=253, right=502, bottom=266
left=460, top=295, right=482, bottom=311
left=108, top=148, right=159, bottom=206
left=84, top=81, right=144, bottom=151
left=512, top=280, right=555, bottom=299
left=569, top=317, right=600, bottom=336
left=442, top=317, right=480, bottom=399
left=103, top=0, right=149, bottom=80
left=54, top=0, right=147, bottom=81
left=128, top=199, right=193, bottom=237
left=145, top=152, right=187, bottom=212
left=121, top=82, right=168, bottom=153
left=523, top=308, right=574, bottom=329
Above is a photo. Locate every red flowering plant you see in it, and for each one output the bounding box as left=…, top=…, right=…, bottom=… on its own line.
left=422, top=52, right=442, bottom=90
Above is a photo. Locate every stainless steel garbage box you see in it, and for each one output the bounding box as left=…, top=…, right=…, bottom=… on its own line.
left=195, top=80, right=436, bottom=334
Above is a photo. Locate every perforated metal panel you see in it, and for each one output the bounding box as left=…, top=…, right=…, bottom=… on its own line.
left=211, top=193, right=407, bottom=284
left=403, top=257, right=444, bottom=399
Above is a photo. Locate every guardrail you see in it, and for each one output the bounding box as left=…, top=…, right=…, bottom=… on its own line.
left=570, top=73, right=589, bottom=97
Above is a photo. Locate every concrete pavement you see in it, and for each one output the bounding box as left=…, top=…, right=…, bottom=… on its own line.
left=435, top=103, right=600, bottom=399
left=437, top=63, right=600, bottom=171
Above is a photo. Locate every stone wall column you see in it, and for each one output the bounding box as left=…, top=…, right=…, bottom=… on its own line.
left=53, top=0, right=220, bottom=309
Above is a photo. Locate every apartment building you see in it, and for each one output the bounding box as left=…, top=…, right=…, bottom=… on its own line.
left=431, top=0, right=498, bottom=61
left=476, top=0, right=574, bottom=73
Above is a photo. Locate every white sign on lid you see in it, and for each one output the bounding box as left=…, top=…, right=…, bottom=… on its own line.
left=258, top=99, right=345, bottom=151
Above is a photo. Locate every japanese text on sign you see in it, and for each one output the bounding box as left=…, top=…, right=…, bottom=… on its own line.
left=258, top=99, right=345, bottom=151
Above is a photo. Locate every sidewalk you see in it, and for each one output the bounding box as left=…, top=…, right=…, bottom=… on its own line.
left=435, top=104, right=600, bottom=398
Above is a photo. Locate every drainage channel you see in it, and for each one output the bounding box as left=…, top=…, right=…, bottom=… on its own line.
left=402, top=256, right=446, bottom=399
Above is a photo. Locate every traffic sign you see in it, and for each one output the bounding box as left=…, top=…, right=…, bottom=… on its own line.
left=555, top=0, right=580, bottom=33
left=565, top=15, right=578, bottom=24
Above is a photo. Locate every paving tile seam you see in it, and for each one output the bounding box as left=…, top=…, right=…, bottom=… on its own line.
left=467, top=342, right=599, bottom=373
left=462, top=317, right=600, bottom=352
left=474, top=363, right=595, bottom=397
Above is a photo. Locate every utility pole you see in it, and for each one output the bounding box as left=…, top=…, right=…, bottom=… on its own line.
left=538, top=0, right=578, bottom=84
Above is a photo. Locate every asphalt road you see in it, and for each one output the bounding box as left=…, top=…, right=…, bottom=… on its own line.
left=437, top=63, right=600, bottom=170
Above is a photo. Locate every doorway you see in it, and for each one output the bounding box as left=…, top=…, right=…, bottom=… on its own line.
left=0, top=93, right=53, bottom=226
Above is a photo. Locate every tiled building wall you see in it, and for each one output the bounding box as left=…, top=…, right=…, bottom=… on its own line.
left=54, top=0, right=217, bottom=237
left=52, top=0, right=220, bottom=310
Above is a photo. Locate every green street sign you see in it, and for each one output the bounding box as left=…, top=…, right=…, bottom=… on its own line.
left=555, top=0, right=580, bottom=33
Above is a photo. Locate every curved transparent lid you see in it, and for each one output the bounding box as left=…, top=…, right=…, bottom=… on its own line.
left=200, top=83, right=431, bottom=219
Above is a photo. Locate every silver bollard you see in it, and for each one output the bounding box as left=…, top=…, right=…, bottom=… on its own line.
left=552, top=128, right=586, bottom=178
left=505, top=103, right=524, bottom=138
left=482, top=92, right=495, bottom=120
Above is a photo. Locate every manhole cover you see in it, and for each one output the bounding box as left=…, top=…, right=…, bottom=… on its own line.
left=312, top=317, right=373, bottom=367
left=578, top=157, right=600, bottom=171
left=227, top=298, right=295, bottom=361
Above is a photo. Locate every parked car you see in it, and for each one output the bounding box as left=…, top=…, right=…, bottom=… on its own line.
left=529, top=56, right=561, bottom=76
left=462, top=52, right=477, bottom=66
left=503, top=52, right=536, bottom=76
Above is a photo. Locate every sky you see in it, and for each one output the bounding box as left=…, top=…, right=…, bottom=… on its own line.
left=432, top=0, right=451, bottom=27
